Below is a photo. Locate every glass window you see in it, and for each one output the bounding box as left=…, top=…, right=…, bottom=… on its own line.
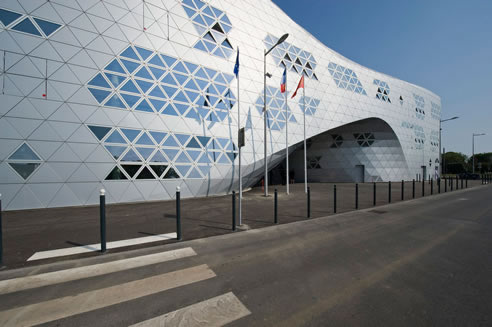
left=33, top=18, right=61, bottom=36
left=162, top=105, right=179, bottom=116
left=135, top=80, right=153, bottom=93
left=120, top=59, right=140, bottom=74
left=88, top=125, right=111, bottom=141
left=9, top=143, right=41, bottom=160
left=104, top=59, right=126, bottom=74
left=173, top=73, right=189, bottom=86
left=136, top=147, right=154, bottom=160
left=149, top=86, right=166, bottom=99
left=186, top=137, right=202, bottom=149
left=0, top=9, right=22, bottom=26
left=173, top=103, right=189, bottom=115
left=121, top=94, right=141, bottom=108
left=120, top=47, right=140, bottom=61
left=187, top=167, right=202, bottom=179
left=186, top=150, right=202, bottom=161
left=9, top=162, right=40, bottom=179
left=11, top=18, right=41, bottom=36
left=162, top=148, right=179, bottom=161
left=149, top=98, right=166, bottom=112
left=88, top=88, right=111, bottom=103
left=105, top=166, right=128, bottom=180
left=175, top=165, right=191, bottom=177
left=135, top=66, right=153, bottom=80
left=134, top=46, right=153, bottom=61
left=175, top=152, right=191, bottom=163
left=174, top=134, right=191, bottom=146
left=148, top=54, right=166, bottom=68
left=104, top=145, right=127, bottom=160
left=136, top=132, right=154, bottom=145
left=163, top=135, right=179, bottom=148
left=163, top=167, right=180, bottom=179
left=149, top=67, right=166, bottom=80
left=161, top=55, right=177, bottom=68
left=88, top=73, right=111, bottom=88
left=150, top=165, right=168, bottom=178
left=121, top=149, right=141, bottom=162
left=120, top=129, right=140, bottom=143
left=105, top=94, right=126, bottom=109
left=135, top=99, right=154, bottom=112
left=150, top=150, right=167, bottom=163
left=149, top=131, right=166, bottom=145
left=121, top=164, right=141, bottom=178
left=106, top=130, right=127, bottom=144
left=120, top=80, right=140, bottom=94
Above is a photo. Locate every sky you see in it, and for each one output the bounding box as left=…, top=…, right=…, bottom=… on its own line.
left=272, top=0, right=492, bottom=156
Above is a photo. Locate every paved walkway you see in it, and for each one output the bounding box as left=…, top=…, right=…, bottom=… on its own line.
left=1, top=179, right=482, bottom=268
left=0, top=183, right=490, bottom=326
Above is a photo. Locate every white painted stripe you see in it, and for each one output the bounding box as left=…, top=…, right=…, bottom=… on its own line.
left=27, top=233, right=177, bottom=261
left=0, top=264, right=216, bottom=327
left=129, top=292, right=251, bottom=327
left=0, top=247, right=196, bottom=295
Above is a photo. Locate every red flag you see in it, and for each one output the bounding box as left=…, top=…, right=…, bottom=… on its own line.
left=291, top=75, right=304, bottom=98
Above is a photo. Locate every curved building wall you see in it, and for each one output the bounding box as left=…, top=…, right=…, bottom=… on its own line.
left=0, top=0, right=440, bottom=210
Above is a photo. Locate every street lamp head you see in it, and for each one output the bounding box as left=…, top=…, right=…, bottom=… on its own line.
left=473, top=133, right=486, bottom=137
left=265, top=33, right=289, bottom=56
left=440, top=116, right=459, bottom=123
left=276, top=33, right=289, bottom=46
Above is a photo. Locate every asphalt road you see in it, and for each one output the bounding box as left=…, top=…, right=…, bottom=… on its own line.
left=0, top=184, right=490, bottom=326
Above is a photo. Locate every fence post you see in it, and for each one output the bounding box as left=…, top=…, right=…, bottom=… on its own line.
left=99, top=189, right=106, bottom=253
left=274, top=189, right=278, bottom=224
left=355, top=183, right=359, bottom=210
left=373, top=182, right=376, bottom=206
left=307, top=187, right=311, bottom=218
left=176, top=186, right=182, bottom=241
left=412, top=179, right=415, bottom=198
left=0, top=194, right=3, bottom=267
left=388, top=181, right=391, bottom=203
left=232, top=191, right=236, bottom=231
left=334, top=185, right=337, bottom=213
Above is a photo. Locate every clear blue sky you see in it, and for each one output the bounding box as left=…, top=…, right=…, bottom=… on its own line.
left=272, top=0, right=492, bottom=156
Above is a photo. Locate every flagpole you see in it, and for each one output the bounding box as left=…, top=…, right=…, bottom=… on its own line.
left=237, top=48, right=242, bottom=226
left=303, top=83, right=307, bottom=194
left=285, top=70, right=289, bottom=195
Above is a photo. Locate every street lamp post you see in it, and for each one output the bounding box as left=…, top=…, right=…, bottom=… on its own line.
left=439, top=116, right=458, bottom=176
left=472, top=133, right=486, bottom=174
left=263, top=33, right=288, bottom=197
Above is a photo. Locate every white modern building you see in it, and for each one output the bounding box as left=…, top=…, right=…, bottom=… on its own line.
left=0, top=0, right=440, bottom=210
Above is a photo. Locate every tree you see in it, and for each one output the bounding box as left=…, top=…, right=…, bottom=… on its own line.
left=443, top=152, right=468, bottom=174
left=468, top=152, right=492, bottom=173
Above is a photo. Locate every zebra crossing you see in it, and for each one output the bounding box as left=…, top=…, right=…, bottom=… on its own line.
left=0, top=247, right=251, bottom=326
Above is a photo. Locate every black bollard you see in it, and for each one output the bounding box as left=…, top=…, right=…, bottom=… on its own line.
left=388, top=181, right=392, bottom=203
left=461, top=178, right=463, bottom=189
left=355, top=183, right=359, bottom=210
left=274, top=189, right=278, bottom=224
left=99, top=189, right=106, bottom=253
left=307, top=187, right=311, bottom=218
left=334, top=185, right=337, bottom=213
left=451, top=177, right=453, bottom=191
left=438, top=178, right=441, bottom=193
left=431, top=179, right=433, bottom=195
left=401, top=180, right=404, bottom=201
left=373, top=182, right=376, bottom=206
left=0, top=194, right=3, bottom=267
left=232, top=191, right=236, bottom=231
left=456, top=176, right=459, bottom=190
left=466, top=178, right=468, bottom=188
left=412, top=179, right=415, bottom=198
left=422, top=178, right=425, bottom=197
left=176, top=187, right=182, bottom=241
left=445, top=177, right=447, bottom=192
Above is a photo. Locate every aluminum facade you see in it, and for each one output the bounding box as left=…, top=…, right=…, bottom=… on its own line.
left=0, top=0, right=440, bottom=210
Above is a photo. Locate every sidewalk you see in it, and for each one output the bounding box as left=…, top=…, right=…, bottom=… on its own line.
left=0, top=179, right=482, bottom=268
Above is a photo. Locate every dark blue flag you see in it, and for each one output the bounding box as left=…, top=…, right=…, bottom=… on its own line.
left=234, top=48, right=239, bottom=77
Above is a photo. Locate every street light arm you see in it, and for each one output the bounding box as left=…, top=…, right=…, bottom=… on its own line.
left=265, top=33, right=289, bottom=56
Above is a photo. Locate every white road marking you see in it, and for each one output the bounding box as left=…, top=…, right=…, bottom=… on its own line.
left=0, top=264, right=216, bottom=327
left=129, top=292, right=251, bottom=327
left=27, top=233, right=177, bottom=261
left=457, top=198, right=469, bottom=201
left=0, top=247, right=196, bottom=295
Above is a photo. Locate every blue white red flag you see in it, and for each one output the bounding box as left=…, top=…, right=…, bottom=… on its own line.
left=280, top=68, right=287, bottom=93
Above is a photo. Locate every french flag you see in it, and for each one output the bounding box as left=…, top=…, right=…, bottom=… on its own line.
left=280, top=68, right=287, bottom=93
